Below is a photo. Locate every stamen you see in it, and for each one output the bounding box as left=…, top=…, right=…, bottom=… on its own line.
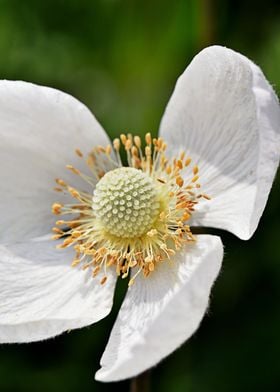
left=52, top=134, right=210, bottom=286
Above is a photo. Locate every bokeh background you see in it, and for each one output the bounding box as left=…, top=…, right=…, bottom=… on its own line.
left=0, top=0, right=279, bottom=391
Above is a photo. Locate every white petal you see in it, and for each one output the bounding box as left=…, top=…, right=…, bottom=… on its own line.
left=159, top=46, right=280, bottom=240
left=95, top=235, right=223, bottom=382
left=0, top=238, right=116, bottom=343
left=0, top=81, right=110, bottom=243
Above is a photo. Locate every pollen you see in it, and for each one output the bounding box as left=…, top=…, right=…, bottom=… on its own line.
left=51, top=133, right=210, bottom=286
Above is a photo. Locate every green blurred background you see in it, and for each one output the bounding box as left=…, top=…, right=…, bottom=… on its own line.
left=0, top=0, right=279, bottom=391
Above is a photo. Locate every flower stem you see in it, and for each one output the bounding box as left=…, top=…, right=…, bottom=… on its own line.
left=130, top=370, right=151, bottom=392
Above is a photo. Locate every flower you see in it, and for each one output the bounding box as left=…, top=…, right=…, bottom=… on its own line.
left=0, top=46, right=279, bottom=382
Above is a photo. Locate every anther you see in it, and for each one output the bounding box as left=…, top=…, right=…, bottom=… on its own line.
left=52, top=203, right=63, bottom=215
left=145, top=133, right=152, bottom=145
left=193, top=165, right=199, bottom=175
left=120, top=134, right=127, bottom=145
left=66, top=165, right=81, bottom=175
left=55, top=178, right=67, bottom=187
left=134, top=136, right=141, bottom=148
left=75, top=148, right=83, bottom=158
left=191, top=175, right=199, bottom=183
left=113, top=138, right=120, bottom=150
left=176, top=176, right=184, bottom=187
left=100, top=276, right=107, bottom=285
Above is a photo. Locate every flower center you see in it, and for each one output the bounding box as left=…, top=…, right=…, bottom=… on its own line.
left=92, top=167, right=160, bottom=238
left=51, top=133, right=210, bottom=286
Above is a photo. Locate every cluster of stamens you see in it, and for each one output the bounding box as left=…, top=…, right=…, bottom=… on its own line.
left=52, top=133, right=210, bottom=286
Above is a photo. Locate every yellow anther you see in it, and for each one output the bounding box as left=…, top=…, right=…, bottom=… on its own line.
left=92, top=266, right=101, bottom=277
left=145, top=132, right=152, bottom=145
left=182, top=212, right=191, bottom=221
left=191, top=175, right=199, bottom=183
left=193, top=165, right=199, bottom=175
left=51, top=234, right=61, bottom=240
left=66, top=165, right=80, bottom=175
left=71, top=259, right=81, bottom=267
left=157, top=138, right=163, bottom=149
left=75, top=148, right=83, bottom=158
left=97, top=146, right=106, bottom=153
left=145, top=255, right=153, bottom=263
left=55, top=220, right=65, bottom=226
left=202, top=193, right=211, bottom=200
left=125, top=139, right=132, bottom=150
left=148, top=262, right=155, bottom=272
left=52, top=203, right=63, bottom=215
left=177, top=160, right=183, bottom=169
left=134, top=136, right=141, bottom=148
left=145, top=146, right=151, bottom=156
left=131, top=146, right=138, bottom=156
left=52, top=227, right=63, bottom=234
left=166, top=165, right=172, bottom=175
left=86, top=155, right=95, bottom=168
left=71, top=231, right=81, bottom=238
left=68, top=187, right=80, bottom=199
left=100, top=276, right=107, bottom=285
left=55, top=178, right=67, bottom=187
left=176, top=176, right=184, bottom=187
left=113, top=138, right=120, bottom=150
left=120, top=134, right=127, bottom=145
left=106, top=145, right=112, bottom=155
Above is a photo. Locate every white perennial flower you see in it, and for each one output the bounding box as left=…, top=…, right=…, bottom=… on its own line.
left=0, top=46, right=279, bottom=382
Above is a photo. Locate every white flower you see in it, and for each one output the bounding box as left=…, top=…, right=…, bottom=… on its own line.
left=0, top=46, right=279, bottom=382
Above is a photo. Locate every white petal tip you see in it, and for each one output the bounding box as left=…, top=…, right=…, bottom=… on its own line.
left=94, top=235, right=223, bottom=382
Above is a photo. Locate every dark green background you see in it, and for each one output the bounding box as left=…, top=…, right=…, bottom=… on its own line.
left=0, top=0, right=279, bottom=391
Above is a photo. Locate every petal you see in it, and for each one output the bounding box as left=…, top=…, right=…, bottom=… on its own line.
left=95, top=235, right=223, bottom=382
left=0, top=238, right=117, bottom=343
left=159, top=46, right=280, bottom=240
left=0, top=81, right=110, bottom=244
